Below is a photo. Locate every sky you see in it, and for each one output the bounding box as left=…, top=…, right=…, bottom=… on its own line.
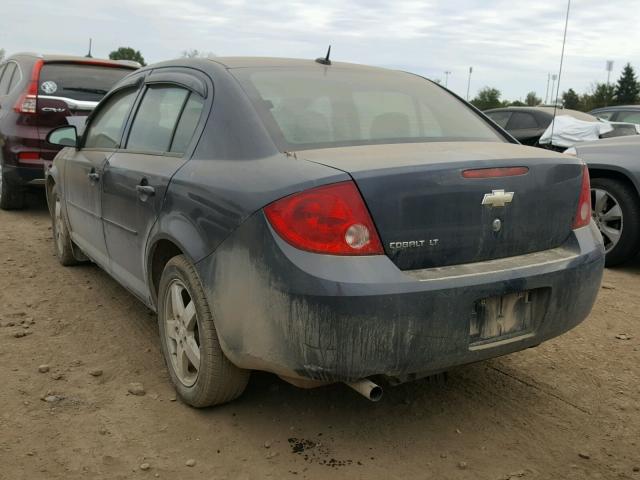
left=1, top=0, right=639, bottom=101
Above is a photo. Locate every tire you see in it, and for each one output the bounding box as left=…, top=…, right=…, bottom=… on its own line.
left=591, top=177, right=640, bottom=267
left=158, top=255, right=250, bottom=407
left=0, top=166, right=26, bottom=210
left=50, top=185, right=79, bottom=266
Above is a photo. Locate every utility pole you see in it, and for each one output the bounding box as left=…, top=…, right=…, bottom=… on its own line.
left=545, top=73, right=551, bottom=104
left=444, top=71, right=451, bottom=88
left=85, top=38, right=93, bottom=58
left=550, top=74, right=558, bottom=105
left=466, top=67, right=473, bottom=101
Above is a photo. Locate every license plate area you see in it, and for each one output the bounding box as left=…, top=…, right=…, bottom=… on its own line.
left=470, top=289, right=547, bottom=346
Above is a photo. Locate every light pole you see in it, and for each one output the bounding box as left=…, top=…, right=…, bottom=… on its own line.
left=550, top=74, right=558, bottom=105
left=444, top=71, right=451, bottom=88
left=606, top=60, right=614, bottom=86
left=545, top=73, right=551, bottom=104
left=466, top=67, right=473, bottom=100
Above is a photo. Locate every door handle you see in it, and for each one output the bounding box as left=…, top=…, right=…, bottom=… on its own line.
left=136, top=184, right=156, bottom=197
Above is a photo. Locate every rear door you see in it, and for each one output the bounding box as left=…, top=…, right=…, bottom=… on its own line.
left=64, top=86, right=140, bottom=267
left=101, top=70, right=207, bottom=300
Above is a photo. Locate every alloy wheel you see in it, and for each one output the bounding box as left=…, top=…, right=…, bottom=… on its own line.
left=163, top=280, right=201, bottom=387
left=591, top=187, right=623, bottom=254
left=54, top=198, right=65, bottom=256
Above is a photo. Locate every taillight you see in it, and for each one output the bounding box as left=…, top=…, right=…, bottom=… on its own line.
left=17, top=152, right=41, bottom=164
left=572, top=165, right=591, bottom=229
left=14, top=59, right=44, bottom=114
left=264, top=181, right=384, bottom=255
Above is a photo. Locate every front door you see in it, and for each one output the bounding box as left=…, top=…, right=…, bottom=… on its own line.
left=101, top=82, right=205, bottom=301
left=64, top=87, right=139, bottom=267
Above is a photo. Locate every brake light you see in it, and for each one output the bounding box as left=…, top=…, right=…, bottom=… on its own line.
left=462, top=166, right=529, bottom=178
left=14, top=59, right=44, bottom=114
left=264, top=181, right=384, bottom=255
left=572, top=165, right=591, bottom=229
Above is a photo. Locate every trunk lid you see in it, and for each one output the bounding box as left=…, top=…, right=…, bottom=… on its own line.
left=300, top=142, right=583, bottom=270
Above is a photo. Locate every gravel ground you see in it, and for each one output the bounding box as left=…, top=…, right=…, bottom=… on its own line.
left=0, top=194, right=639, bottom=480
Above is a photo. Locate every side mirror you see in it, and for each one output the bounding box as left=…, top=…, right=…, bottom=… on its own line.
left=47, top=126, right=78, bottom=148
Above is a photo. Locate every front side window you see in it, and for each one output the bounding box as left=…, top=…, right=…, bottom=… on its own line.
left=84, top=89, right=138, bottom=149
left=593, top=111, right=615, bottom=121
left=126, top=86, right=189, bottom=153
left=233, top=67, right=504, bottom=150
left=615, top=111, right=640, bottom=125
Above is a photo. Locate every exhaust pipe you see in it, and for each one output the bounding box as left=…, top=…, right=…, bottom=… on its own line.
left=345, top=379, right=383, bottom=402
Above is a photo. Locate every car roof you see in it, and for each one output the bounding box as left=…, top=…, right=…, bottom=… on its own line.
left=7, top=52, right=140, bottom=69
left=208, top=56, right=387, bottom=72
left=590, top=105, right=640, bottom=112
left=485, top=106, right=596, bottom=122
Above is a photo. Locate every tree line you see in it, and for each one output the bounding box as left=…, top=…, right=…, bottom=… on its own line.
left=470, top=62, right=640, bottom=112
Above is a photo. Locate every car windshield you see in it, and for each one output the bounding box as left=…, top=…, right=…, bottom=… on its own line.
left=39, top=63, right=134, bottom=102
left=233, top=67, right=504, bottom=150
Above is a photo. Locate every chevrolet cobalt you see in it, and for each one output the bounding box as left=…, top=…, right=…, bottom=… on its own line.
left=45, top=57, right=605, bottom=406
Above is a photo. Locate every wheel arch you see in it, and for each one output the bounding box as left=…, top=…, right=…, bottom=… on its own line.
left=145, top=213, right=213, bottom=309
left=588, top=166, right=640, bottom=198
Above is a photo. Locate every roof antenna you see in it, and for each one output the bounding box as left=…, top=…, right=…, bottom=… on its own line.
left=315, top=45, right=331, bottom=65
left=550, top=0, right=570, bottom=147
left=85, top=38, right=93, bottom=58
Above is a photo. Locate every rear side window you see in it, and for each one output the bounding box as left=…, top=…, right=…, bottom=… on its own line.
left=7, top=64, right=21, bottom=93
left=84, top=89, right=138, bottom=149
left=170, top=94, right=205, bottom=153
left=486, top=111, right=511, bottom=128
left=38, top=63, right=133, bottom=102
left=233, top=67, right=503, bottom=150
left=0, top=63, right=16, bottom=95
left=127, top=86, right=189, bottom=153
left=507, top=112, right=538, bottom=129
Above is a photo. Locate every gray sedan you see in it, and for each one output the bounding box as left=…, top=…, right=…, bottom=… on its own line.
left=566, top=136, right=640, bottom=265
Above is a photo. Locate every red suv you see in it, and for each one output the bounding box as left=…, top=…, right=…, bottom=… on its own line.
left=0, top=53, right=139, bottom=209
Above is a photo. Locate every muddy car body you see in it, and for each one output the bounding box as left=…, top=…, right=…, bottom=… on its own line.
left=46, top=57, right=605, bottom=406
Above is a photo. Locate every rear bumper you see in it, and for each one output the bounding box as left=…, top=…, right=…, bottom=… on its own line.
left=196, top=214, right=605, bottom=383
left=1, top=164, right=45, bottom=187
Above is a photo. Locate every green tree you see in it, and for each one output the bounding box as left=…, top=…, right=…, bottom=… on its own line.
left=525, top=91, right=541, bottom=106
left=181, top=49, right=216, bottom=58
left=586, top=83, right=616, bottom=109
left=508, top=100, right=527, bottom=107
left=108, top=47, right=146, bottom=66
left=470, top=87, right=502, bottom=110
left=562, top=88, right=581, bottom=110
left=614, top=63, right=640, bottom=105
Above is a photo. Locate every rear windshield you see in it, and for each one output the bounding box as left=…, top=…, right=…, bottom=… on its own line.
left=39, top=63, right=134, bottom=102
left=233, top=67, right=504, bottom=150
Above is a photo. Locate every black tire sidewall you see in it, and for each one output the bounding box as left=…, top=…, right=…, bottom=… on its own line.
left=157, top=255, right=248, bottom=407
left=591, top=177, right=640, bottom=266
left=50, top=186, right=77, bottom=266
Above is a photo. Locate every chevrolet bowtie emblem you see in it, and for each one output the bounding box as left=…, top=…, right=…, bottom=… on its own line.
left=481, top=189, right=514, bottom=207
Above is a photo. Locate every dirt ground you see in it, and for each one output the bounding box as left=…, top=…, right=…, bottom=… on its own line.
left=0, top=193, right=638, bottom=480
